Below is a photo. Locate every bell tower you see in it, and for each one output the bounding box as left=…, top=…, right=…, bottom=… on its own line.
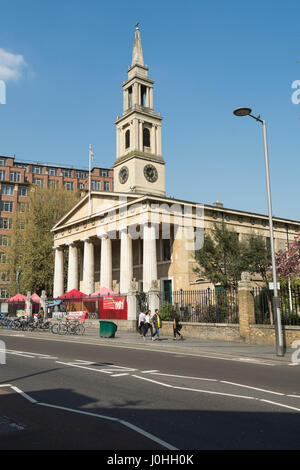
left=113, top=25, right=166, bottom=196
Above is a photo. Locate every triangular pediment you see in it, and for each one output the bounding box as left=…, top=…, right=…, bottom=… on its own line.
left=52, top=191, right=142, bottom=231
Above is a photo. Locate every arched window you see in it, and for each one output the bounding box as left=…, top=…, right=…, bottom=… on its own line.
left=143, top=128, right=150, bottom=148
left=125, top=129, right=130, bottom=149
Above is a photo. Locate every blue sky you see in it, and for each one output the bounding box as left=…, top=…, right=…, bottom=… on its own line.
left=1, top=0, right=300, bottom=220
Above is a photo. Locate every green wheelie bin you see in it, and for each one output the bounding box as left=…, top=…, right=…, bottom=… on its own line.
left=99, top=320, right=118, bottom=338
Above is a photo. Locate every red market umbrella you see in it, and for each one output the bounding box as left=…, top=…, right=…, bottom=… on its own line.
left=9, top=293, right=26, bottom=302
left=58, top=289, right=88, bottom=299
left=32, top=293, right=40, bottom=303
left=91, top=287, right=116, bottom=296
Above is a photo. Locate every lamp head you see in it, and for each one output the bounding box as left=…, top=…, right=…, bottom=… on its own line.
left=233, top=107, right=252, bottom=117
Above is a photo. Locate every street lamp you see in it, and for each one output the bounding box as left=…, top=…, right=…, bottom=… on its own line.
left=233, top=107, right=284, bottom=356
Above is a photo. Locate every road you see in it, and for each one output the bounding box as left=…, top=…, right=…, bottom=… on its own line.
left=0, top=330, right=300, bottom=451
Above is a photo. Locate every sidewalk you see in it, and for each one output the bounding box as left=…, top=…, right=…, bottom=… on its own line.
left=82, top=326, right=295, bottom=365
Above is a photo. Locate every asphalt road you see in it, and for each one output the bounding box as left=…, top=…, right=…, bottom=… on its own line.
left=1, top=331, right=300, bottom=451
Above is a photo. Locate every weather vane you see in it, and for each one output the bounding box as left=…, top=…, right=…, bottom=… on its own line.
left=135, top=21, right=140, bottom=30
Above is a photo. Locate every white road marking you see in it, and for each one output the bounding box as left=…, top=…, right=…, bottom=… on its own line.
left=152, top=372, right=218, bottom=382
left=220, top=381, right=285, bottom=396
left=260, top=399, right=300, bottom=413
left=132, top=375, right=256, bottom=400
left=0, top=384, right=178, bottom=450
left=111, top=373, right=129, bottom=377
left=0, top=330, right=283, bottom=366
left=141, top=370, right=160, bottom=374
left=56, top=361, right=113, bottom=374
left=10, top=386, right=38, bottom=404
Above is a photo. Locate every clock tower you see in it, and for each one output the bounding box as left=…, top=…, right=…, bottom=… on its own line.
left=113, top=25, right=166, bottom=196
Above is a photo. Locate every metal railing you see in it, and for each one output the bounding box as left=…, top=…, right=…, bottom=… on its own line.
left=156, top=288, right=239, bottom=324
left=253, top=286, right=300, bottom=326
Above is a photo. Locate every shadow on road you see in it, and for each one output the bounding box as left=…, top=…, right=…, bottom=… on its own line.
left=0, top=385, right=300, bottom=450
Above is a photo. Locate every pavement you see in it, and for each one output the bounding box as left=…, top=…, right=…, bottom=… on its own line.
left=1, top=322, right=297, bottom=365
left=46, top=324, right=297, bottom=365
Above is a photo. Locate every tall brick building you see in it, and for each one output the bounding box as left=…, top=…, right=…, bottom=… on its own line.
left=0, top=155, right=113, bottom=299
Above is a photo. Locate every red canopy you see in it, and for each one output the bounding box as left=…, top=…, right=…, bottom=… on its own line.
left=58, top=289, right=88, bottom=299
left=32, top=293, right=40, bottom=302
left=91, top=287, right=116, bottom=296
left=9, top=293, right=26, bottom=302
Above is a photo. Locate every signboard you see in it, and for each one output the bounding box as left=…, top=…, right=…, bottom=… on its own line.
left=52, top=312, right=66, bottom=319
left=46, top=300, right=62, bottom=307
left=103, top=296, right=126, bottom=310
left=66, top=311, right=86, bottom=321
left=269, top=282, right=280, bottom=290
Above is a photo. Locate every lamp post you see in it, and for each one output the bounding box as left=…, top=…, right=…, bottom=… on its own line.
left=233, top=107, right=284, bottom=356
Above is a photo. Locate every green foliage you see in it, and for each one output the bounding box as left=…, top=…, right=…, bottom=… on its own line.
left=6, top=186, right=80, bottom=296
left=159, top=302, right=174, bottom=320
left=194, top=223, right=272, bottom=289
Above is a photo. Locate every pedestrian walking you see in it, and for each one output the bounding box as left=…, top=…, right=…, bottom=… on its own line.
left=138, top=311, right=146, bottom=336
left=172, top=310, right=183, bottom=340
left=152, top=309, right=162, bottom=341
left=143, top=310, right=154, bottom=340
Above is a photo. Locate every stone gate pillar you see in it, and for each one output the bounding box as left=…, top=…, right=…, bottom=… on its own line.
left=238, top=272, right=255, bottom=342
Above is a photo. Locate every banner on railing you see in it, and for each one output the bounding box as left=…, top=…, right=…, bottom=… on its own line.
left=103, top=296, right=126, bottom=310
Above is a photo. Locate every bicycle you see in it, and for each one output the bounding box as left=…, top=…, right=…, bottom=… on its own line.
left=57, top=318, right=85, bottom=336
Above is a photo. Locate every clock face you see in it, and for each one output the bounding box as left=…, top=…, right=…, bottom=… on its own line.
left=118, top=166, right=129, bottom=184
left=144, top=164, right=158, bottom=183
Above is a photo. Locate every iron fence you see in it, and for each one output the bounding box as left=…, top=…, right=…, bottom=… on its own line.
left=156, top=288, right=239, bottom=324
left=253, top=286, right=300, bottom=326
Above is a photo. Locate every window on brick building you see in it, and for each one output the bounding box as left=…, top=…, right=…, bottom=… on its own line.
left=91, top=180, right=100, bottom=190
left=0, top=218, right=12, bottom=229
left=10, top=172, right=21, bottom=182
left=33, top=178, right=44, bottom=188
left=18, top=186, right=28, bottom=196
left=1, top=184, right=14, bottom=196
left=63, top=181, right=74, bottom=190
left=0, top=235, right=11, bottom=246
left=0, top=201, right=13, bottom=212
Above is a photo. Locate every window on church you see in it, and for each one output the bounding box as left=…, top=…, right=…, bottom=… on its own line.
left=125, top=130, right=130, bottom=149
left=141, top=85, right=146, bottom=106
left=143, top=128, right=150, bottom=148
left=128, top=87, right=132, bottom=108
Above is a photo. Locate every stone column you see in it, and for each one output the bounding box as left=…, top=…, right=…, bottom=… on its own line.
left=120, top=230, right=133, bottom=294
left=133, top=82, right=139, bottom=106
left=127, top=280, right=139, bottom=327
left=25, top=292, right=32, bottom=318
left=67, top=243, right=78, bottom=292
left=149, top=87, right=153, bottom=109
left=148, top=280, right=160, bottom=316
left=82, top=238, right=94, bottom=295
left=157, top=125, right=162, bottom=155
left=143, top=224, right=157, bottom=293
left=238, top=272, right=255, bottom=342
left=100, top=236, right=112, bottom=290
left=40, top=290, right=47, bottom=321
left=139, top=120, right=143, bottom=151
left=53, top=246, right=64, bottom=298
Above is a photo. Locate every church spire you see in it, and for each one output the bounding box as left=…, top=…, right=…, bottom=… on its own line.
left=131, top=22, right=144, bottom=67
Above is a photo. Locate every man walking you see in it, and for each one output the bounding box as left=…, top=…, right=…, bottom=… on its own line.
left=152, top=309, right=162, bottom=341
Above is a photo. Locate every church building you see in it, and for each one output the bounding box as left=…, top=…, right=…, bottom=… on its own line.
left=52, top=26, right=300, bottom=301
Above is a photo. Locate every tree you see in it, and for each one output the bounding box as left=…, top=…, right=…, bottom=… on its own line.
left=194, top=222, right=245, bottom=289
left=275, top=236, right=300, bottom=282
left=240, top=233, right=272, bottom=285
left=5, top=186, right=80, bottom=296
left=194, top=223, right=272, bottom=289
